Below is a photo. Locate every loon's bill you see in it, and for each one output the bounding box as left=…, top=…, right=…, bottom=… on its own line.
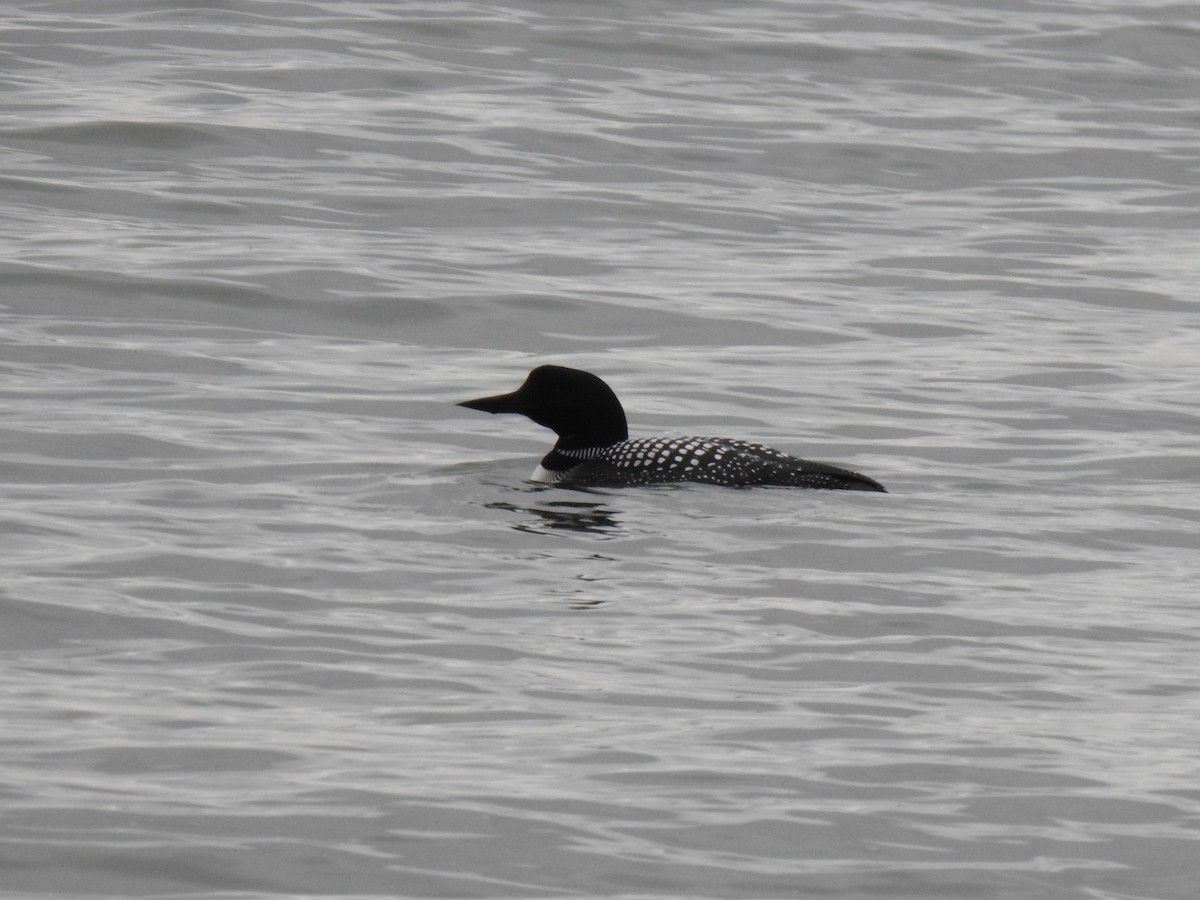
left=459, top=365, right=885, bottom=492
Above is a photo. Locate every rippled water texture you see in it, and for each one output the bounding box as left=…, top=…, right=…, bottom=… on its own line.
left=2, top=2, right=1199, bottom=898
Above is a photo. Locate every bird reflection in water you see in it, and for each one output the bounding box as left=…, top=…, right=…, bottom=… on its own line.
left=485, top=500, right=620, bottom=535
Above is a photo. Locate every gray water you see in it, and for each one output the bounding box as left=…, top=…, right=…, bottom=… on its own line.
left=2, top=2, right=1199, bottom=898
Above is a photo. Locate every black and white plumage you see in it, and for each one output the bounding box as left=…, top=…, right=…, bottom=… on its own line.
left=458, top=365, right=885, bottom=492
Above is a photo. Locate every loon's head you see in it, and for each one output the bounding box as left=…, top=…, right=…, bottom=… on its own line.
left=458, top=365, right=629, bottom=449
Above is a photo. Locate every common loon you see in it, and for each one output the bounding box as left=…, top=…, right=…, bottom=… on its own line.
left=459, top=365, right=886, bottom=491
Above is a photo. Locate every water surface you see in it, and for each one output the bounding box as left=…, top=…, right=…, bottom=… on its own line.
left=2, top=2, right=1199, bottom=898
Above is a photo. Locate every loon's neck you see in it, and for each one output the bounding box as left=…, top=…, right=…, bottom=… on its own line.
left=552, top=424, right=626, bottom=454
left=539, top=443, right=606, bottom=474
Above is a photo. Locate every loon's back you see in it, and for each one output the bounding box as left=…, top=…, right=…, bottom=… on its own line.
left=544, top=436, right=885, bottom=491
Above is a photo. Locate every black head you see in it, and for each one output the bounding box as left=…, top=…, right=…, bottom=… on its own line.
left=458, top=365, right=629, bottom=449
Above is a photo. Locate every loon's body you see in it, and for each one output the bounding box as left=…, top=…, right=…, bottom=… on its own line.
left=458, top=365, right=885, bottom=492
